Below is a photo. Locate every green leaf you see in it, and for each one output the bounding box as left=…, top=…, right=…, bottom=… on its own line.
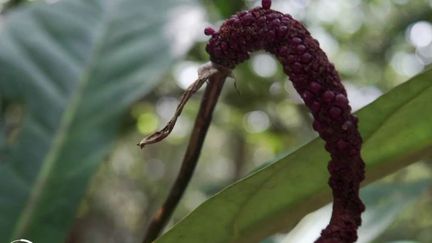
left=357, top=179, right=430, bottom=242
left=0, top=0, right=196, bottom=242
left=156, top=69, right=432, bottom=243
left=280, top=179, right=431, bottom=242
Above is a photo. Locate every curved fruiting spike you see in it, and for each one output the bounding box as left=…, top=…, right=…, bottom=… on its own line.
left=206, top=4, right=365, bottom=243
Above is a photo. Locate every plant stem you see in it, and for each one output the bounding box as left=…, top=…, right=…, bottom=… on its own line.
left=142, top=70, right=229, bottom=243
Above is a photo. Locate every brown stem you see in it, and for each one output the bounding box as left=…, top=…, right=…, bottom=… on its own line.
left=231, top=132, right=246, bottom=182
left=142, top=70, right=229, bottom=243
left=138, top=63, right=225, bottom=148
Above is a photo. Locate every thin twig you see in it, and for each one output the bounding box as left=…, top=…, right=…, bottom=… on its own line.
left=142, top=67, right=230, bottom=243
left=138, top=63, right=222, bottom=148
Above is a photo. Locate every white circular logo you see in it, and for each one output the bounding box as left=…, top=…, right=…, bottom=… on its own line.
left=11, top=239, right=33, bottom=243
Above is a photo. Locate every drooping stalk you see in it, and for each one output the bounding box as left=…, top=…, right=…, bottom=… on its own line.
left=141, top=66, right=230, bottom=243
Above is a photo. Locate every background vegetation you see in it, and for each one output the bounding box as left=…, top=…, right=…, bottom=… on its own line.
left=0, top=0, right=431, bottom=242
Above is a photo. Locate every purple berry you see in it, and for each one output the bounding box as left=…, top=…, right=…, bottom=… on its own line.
left=341, top=120, right=353, bottom=131
left=242, top=12, right=254, bottom=24
left=329, top=107, right=342, bottom=119
left=204, top=27, right=216, bottom=36
left=262, top=0, right=271, bottom=9
left=322, top=90, right=335, bottom=103
left=313, top=120, right=323, bottom=132
left=277, top=26, right=288, bottom=38
left=271, top=18, right=281, bottom=26
left=337, top=139, right=349, bottom=150
left=296, top=44, right=307, bottom=53
left=301, top=53, right=313, bottom=63
left=335, top=94, right=348, bottom=107
left=309, top=82, right=321, bottom=94
left=311, top=101, right=321, bottom=113
left=292, top=37, right=303, bottom=44
left=302, top=90, right=313, bottom=103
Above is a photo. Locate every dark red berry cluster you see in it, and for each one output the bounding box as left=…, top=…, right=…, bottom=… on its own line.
left=205, top=1, right=365, bottom=242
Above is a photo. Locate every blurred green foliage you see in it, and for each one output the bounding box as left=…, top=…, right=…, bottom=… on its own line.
left=1, top=0, right=432, bottom=243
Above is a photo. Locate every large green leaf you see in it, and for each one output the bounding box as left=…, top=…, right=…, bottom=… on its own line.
left=0, top=0, right=196, bottom=242
left=157, top=69, right=432, bottom=243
